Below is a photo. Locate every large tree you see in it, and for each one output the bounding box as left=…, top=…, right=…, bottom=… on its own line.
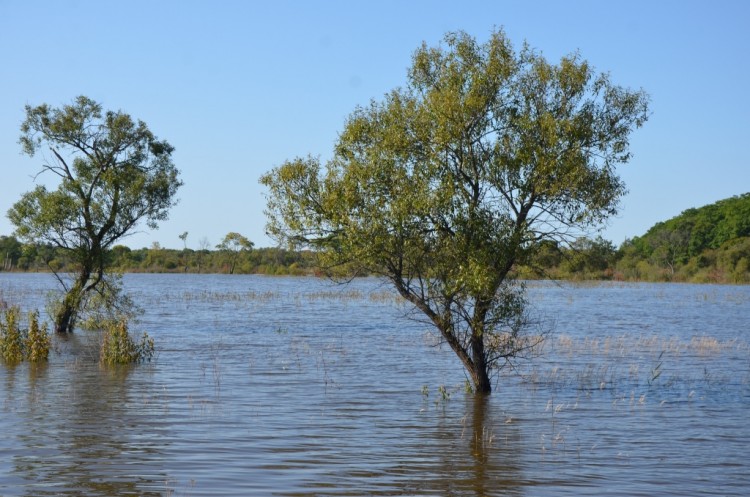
left=8, top=96, right=182, bottom=333
left=261, top=30, right=649, bottom=394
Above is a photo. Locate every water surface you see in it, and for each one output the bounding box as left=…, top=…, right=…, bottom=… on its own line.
left=1, top=274, right=748, bottom=496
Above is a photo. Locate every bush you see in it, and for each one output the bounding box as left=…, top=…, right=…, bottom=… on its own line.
left=99, top=320, right=155, bottom=366
left=0, top=307, right=51, bottom=363
left=0, top=306, right=24, bottom=364
left=26, top=312, right=51, bottom=362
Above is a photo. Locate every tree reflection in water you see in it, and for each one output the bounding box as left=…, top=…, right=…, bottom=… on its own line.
left=414, top=395, right=524, bottom=497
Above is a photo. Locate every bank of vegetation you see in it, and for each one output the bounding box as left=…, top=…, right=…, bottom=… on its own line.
left=0, top=237, right=315, bottom=276
left=2, top=193, right=748, bottom=283
left=519, top=193, right=749, bottom=284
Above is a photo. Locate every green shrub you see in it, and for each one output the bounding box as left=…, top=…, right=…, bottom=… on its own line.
left=99, top=320, right=155, bottom=366
left=0, top=307, right=50, bottom=363
left=26, top=311, right=50, bottom=362
left=0, top=306, right=24, bottom=364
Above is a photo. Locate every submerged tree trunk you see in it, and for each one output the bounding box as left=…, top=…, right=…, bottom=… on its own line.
left=55, top=289, right=81, bottom=333
left=437, top=322, right=493, bottom=395
left=54, top=269, right=91, bottom=333
left=471, top=336, right=492, bottom=394
left=54, top=301, right=77, bottom=334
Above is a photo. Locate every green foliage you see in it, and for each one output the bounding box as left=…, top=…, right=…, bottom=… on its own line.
left=559, top=236, right=617, bottom=278
left=216, top=232, right=254, bottom=274
left=0, top=235, right=317, bottom=276
left=7, top=96, right=182, bottom=332
left=99, top=320, right=155, bottom=366
left=25, top=311, right=51, bottom=362
left=612, top=193, right=750, bottom=282
left=0, top=307, right=51, bottom=363
left=437, top=385, right=451, bottom=402
left=261, top=29, right=648, bottom=393
left=0, top=307, right=24, bottom=363
left=0, top=236, right=22, bottom=271
left=77, top=274, right=141, bottom=331
left=633, top=193, right=750, bottom=260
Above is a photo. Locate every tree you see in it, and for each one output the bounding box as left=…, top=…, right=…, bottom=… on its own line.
left=261, top=30, right=649, bottom=394
left=562, top=236, right=617, bottom=277
left=0, top=236, right=22, bottom=271
left=8, top=96, right=182, bottom=333
left=179, top=231, right=190, bottom=272
left=648, top=226, right=690, bottom=277
left=196, top=236, right=211, bottom=273
left=216, top=232, right=254, bottom=274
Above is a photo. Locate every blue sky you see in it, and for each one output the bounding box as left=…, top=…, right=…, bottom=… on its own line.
left=1, top=0, right=748, bottom=250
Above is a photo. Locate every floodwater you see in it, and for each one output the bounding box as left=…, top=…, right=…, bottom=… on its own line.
left=1, top=274, right=748, bottom=496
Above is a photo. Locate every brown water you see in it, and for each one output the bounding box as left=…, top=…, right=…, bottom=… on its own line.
left=1, top=274, right=749, bottom=496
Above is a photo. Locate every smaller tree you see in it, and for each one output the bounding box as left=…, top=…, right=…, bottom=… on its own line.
left=196, top=236, right=211, bottom=273
left=8, top=96, right=182, bottom=332
left=179, top=231, right=190, bottom=272
left=0, top=236, right=22, bottom=271
left=649, top=227, right=690, bottom=277
left=216, top=232, right=254, bottom=274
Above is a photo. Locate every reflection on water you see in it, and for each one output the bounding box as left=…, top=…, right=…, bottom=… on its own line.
left=5, top=359, right=169, bottom=496
left=421, top=395, right=524, bottom=497
left=1, top=274, right=749, bottom=496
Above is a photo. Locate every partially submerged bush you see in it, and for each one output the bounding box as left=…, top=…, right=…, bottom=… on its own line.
left=99, top=319, right=155, bottom=366
left=1, top=306, right=24, bottom=363
left=0, top=307, right=51, bottom=363
left=26, top=312, right=51, bottom=362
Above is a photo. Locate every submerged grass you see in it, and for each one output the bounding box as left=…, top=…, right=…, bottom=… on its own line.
left=149, top=287, right=405, bottom=305
left=518, top=331, right=749, bottom=400
left=547, top=333, right=747, bottom=358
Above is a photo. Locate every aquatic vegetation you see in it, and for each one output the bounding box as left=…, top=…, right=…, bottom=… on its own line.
left=24, top=311, right=50, bottom=362
left=0, top=307, right=50, bottom=363
left=0, top=306, right=23, bottom=363
left=99, top=319, right=155, bottom=366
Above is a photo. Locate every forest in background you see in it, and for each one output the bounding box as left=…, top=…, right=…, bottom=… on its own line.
left=2, top=193, right=749, bottom=283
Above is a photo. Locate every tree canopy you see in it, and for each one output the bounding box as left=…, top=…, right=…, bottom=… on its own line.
left=616, top=192, right=750, bottom=281
left=261, top=30, right=649, bottom=394
left=216, top=232, right=255, bottom=274
left=7, top=96, right=182, bottom=332
left=632, top=193, right=750, bottom=260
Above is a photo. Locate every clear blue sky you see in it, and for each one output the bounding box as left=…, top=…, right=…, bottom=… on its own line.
left=1, top=0, right=748, bottom=250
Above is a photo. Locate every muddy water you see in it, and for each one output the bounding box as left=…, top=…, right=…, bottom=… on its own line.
left=1, top=274, right=748, bottom=496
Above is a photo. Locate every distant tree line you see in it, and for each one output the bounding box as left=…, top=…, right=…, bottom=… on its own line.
left=616, top=193, right=750, bottom=283
left=3, top=193, right=749, bottom=283
left=517, top=193, right=750, bottom=284
left=0, top=234, right=316, bottom=276
left=4, top=191, right=749, bottom=284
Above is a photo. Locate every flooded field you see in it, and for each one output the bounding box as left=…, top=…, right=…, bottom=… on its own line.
left=1, top=274, right=749, bottom=496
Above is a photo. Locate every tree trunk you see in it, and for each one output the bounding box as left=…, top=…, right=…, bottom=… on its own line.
left=54, top=301, right=77, bottom=334
left=54, top=271, right=89, bottom=333
left=471, top=335, right=492, bottom=394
